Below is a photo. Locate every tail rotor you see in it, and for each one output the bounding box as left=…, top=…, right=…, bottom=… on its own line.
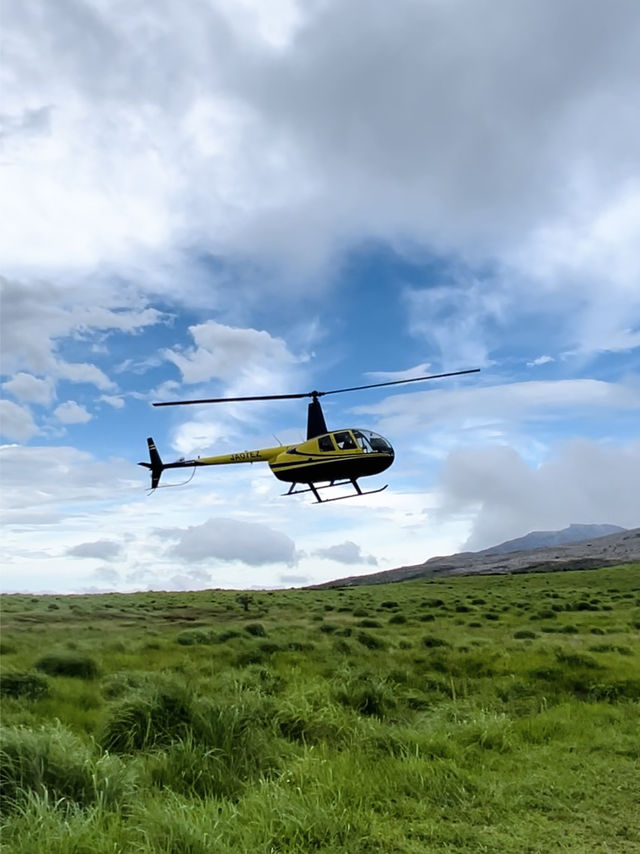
left=139, top=437, right=164, bottom=489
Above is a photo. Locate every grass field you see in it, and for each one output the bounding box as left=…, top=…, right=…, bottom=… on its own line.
left=1, top=564, right=639, bottom=853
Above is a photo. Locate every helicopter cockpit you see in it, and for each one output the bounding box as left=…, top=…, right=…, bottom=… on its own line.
left=316, top=429, right=394, bottom=455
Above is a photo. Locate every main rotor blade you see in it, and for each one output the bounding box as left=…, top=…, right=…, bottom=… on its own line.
left=152, top=368, right=480, bottom=407
left=153, top=392, right=310, bottom=407
left=319, top=368, right=481, bottom=397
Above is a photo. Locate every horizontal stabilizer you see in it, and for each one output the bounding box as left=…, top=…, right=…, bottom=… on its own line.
left=139, top=437, right=164, bottom=489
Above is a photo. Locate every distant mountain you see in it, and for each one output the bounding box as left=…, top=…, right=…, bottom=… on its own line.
left=480, top=524, right=627, bottom=555
left=311, top=526, right=640, bottom=588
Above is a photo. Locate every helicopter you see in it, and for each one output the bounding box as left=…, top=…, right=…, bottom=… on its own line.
left=139, top=368, right=480, bottom=503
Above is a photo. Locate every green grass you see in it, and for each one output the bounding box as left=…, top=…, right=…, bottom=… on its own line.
left=1, top=564, right=639, bottom=852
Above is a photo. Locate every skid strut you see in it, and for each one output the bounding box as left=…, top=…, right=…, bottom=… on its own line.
left=283, top=479, right=388, bottom=503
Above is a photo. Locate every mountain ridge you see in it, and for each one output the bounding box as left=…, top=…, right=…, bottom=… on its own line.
left=478, top=523, right=626, bottom=555
left=311, top=524, right=640, bottom=588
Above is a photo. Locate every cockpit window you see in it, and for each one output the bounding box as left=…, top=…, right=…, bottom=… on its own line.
left=333, top=431, right=357, bottom=450
left=353, top=430, right=372, bottom=452
left=318, top=435, right=335, bottom=452
left=353, top=429, right=393, bottom=454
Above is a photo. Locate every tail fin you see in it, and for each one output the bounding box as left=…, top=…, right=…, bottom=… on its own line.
left=138, top=437, right=164, bottom=489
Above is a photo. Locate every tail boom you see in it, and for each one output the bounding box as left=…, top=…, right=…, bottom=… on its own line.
left=139, top=437, right=285, bottom=490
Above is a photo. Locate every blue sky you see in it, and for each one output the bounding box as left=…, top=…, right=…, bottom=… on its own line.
left=1, top=0, right=639, bottom=593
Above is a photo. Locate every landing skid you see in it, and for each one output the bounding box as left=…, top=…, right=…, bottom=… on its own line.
left=283, top=479, right=388, bottom=504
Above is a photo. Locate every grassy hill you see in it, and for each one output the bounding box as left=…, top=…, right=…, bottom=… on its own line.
left=1, top=563, right=639, bottom=853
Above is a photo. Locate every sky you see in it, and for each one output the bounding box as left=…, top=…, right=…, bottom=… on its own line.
left=1, top=0, right=639, bottom=594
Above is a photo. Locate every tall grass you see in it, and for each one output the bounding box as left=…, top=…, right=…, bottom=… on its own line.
left=0, top=564, right=638, bottom=852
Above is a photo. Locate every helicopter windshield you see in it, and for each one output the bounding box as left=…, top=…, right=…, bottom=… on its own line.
left=352, top=429, right=393, bottom=454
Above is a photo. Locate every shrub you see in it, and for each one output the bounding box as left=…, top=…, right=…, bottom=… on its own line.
left=358, top=619, right=382, bottom=628
left=244, top=623, right=267, bottom=637
left=176, top=628, right=216, bottom=646
left=380, top=601, right=399, bottom=609
left=0, top=723, right=130, bottom=813
left=356, top=631, right=384, bottom=650
left=388, top=614, right=407, bottom=624
left=99, top=681, right=202, bottom=753
left=319, top=623, right=338, bottom=634
left=513, top=630, right=537, bottom=640
left=0, top=671, right=49, bottom=700
left=421, top=635, right=450, bottom=648
left=334, top=675, right=393, bottom=718
left=34, top=653, right=99, bottom=680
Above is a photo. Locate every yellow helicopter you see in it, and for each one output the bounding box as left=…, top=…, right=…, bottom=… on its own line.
left=140, top=369, right=479, bottom=503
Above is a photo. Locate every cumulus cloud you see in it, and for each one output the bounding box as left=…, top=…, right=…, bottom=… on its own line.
left=436, top=438, right=640, bottom=550
left=54, top=401, right=92, bottom=424
left=66, top=540, right=123, bottom=561
left=0, top=445, right=138, bottom=514
left=165, top=517, right=297, bottom=566
left=4, top=2, right=639, bottom=292
left=0, top=400, right=38, bottom=441
left=164, top=320, right=302, bottom=388
left=2, top=372, right=55, bottom=405
left=0, top=277, right=164, bottom=415
left=314, top=540, right=377, bottom=565
left=356, top=379, right=640, bottom=437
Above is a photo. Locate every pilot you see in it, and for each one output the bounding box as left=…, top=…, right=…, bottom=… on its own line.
left=337, top=433, right=356, bottom=450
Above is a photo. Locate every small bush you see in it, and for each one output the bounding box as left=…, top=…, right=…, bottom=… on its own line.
left=0, top=671, right=49, bottom=700
left=513, top=630, right=537, bottom=640
left=421, top=635, right=450, bottom=649
left=356, top=631, right=384, bottom=650
left=358, top=619, right=382, bottom=628
left=319, top=623, right=338, bottom=634
left=0, top=723, right=130, bottom=813
left=34, top=653, right=99, bottom=680
left=334, top=675, right=393, bottom=718
left=0, top=641, right=17, bottom=655
left=176, top=628, right=216, bottom=646
left=388, top=614, right=407, bottom=624
left=99, top=681, right=202, bottom=753
left=244, top=623, right=267, bottom=638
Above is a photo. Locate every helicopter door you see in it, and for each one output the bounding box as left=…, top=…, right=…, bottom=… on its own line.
left=353, top=430, right=373, bottom=453
left=317, top=435, right=336, bottom=451
left=333, top=431, right=357, bottom=450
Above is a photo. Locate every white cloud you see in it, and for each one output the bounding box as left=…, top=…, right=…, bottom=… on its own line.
left=436, top=438, right=640, bottom=551
left=0, top=400, right=38, bottom=440
left=314, top=540, right=377, bottom=565
left=54, top=401, right=92, bottom=424
left=355, top=379, right=640, bottom=438
left=164, top=320, right=302, bottom=388
left=2, top=372, right=55, bottom=405
left=164, top=517, right=297, bottom=566
left=100, top=395, right=125, bottom=409
left=67, top=539, right=123, bottom=561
